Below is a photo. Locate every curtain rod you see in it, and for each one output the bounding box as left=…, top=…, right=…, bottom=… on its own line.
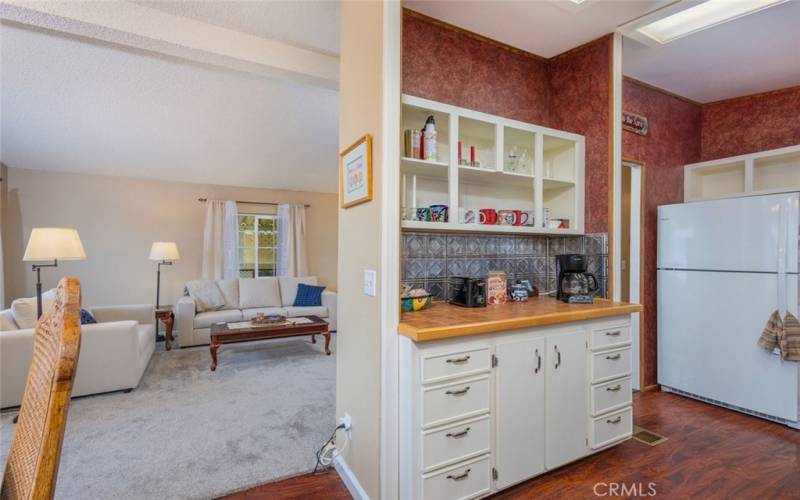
left=197, top=198, right=310, bottom=208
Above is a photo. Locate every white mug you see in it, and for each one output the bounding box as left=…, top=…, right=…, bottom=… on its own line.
left=461, top=208, right=483, bottom=224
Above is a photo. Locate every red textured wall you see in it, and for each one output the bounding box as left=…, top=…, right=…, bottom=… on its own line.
left=402, top=12, right=551, bottom=125
left=403, top=12, right=611, bottom=233
left=622, top=78, right=702, bottom=387
left=701, top=86, right=800, bottom=161
left=549, top=37, right=611, bottom=234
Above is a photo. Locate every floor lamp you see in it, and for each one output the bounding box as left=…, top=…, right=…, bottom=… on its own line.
left=149, top=242, right=180, bottom=310
left=23, top=228, right=87, bottom=318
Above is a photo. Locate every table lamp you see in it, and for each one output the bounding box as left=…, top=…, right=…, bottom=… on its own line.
left=149, top=242, right=180, bottom=309
left=23, top=227, right=87, bottom=318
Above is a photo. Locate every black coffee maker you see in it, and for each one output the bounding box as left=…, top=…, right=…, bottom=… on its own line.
left=556, top=254, right=599, bottom=303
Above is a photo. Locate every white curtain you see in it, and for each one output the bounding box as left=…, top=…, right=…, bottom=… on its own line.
left=277, top=204, right=309, bottom=277
left=201, top=200, right=239, bottom=280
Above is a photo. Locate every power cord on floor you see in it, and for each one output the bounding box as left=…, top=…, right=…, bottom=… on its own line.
left=313, top=423, right=348, bottom=474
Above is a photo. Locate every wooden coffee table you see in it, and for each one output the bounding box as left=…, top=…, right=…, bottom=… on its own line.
left=208, top=316, right=330, bottom=371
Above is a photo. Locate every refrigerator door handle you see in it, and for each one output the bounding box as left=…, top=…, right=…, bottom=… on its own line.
left=777, top=198, right=789, bottom=318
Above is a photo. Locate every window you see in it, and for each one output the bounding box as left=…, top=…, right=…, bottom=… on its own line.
left=238, top=214, right=278, bottom=278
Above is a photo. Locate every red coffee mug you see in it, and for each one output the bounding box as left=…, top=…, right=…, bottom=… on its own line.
left=480, top=208, right=498, bottom=225
left=515, top=210, right=529, bottom=226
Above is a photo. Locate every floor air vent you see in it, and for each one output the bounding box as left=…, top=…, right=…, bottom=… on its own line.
left=632, top=425, right=667, bottom=446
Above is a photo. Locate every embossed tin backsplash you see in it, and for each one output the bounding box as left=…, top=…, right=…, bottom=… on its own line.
left=402, top=232, right=608, bottom=300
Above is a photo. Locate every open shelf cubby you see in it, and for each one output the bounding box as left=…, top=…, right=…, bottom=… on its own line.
left=400, top=94, right=585, bottom=234
left=684, top=145, right=800, bottom=202
left=753, top=151, right=800, bottom=192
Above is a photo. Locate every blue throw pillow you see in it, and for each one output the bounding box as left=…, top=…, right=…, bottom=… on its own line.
left=80, top=308, right=97, bottom=325
left=293, top=283, right=326, bottom=307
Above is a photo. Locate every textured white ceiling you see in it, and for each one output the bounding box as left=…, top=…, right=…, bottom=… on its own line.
left=622, top=0, right=800, bottom=102
left=403, top=0, right=669, bottom=58
left=135, top=0, right=340, bottom=56
left=0, top=22, right=339, bottom=192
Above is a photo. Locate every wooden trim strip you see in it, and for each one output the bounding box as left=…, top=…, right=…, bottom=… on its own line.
left=623, top=76, right=702, bottom=106
left=702, top=84, right=800, bottom=107
left=607, top=34, right=615, bottom=300
left=549, top=33, right=613, bottom=62
left=403, top=8, right=549, bottom=63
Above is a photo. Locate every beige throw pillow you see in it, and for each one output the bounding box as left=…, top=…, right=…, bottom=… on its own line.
left=186, top=280, right=226, bottom=312
left=239, top=278, right=281, bottom=309
left=11, top=289, right=56, bottom=329
left=215, top=278, right=240, bottom=310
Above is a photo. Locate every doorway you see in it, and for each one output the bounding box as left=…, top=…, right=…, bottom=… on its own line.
left=621, top=160, right=643, bottom=391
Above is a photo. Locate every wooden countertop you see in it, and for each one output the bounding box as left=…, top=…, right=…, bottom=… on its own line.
left=399, top=296, right=643, bottom=342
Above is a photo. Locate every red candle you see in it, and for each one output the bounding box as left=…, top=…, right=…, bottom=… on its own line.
left=470, top=146, right=475, bottom=165
left=458, top=141, right=462, bottom=162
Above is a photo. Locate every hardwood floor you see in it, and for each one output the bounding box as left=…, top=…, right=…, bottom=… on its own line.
left=491, top=390, right=800, bottom=499
left=224, top=391, right=800, bottom=499
left=220, top=470, right=350, bottom=500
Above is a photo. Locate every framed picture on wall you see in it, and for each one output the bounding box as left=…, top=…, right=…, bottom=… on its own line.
left=339, top=134, right=373, bottom=208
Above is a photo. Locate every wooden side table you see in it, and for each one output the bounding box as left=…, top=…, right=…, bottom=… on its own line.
left=155, top=308, right=175, bottom=351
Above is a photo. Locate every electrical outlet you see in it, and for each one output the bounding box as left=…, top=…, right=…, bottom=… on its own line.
left=338, top=413, right=352, bottom=438
left=363, top=269, right=377, bottom=297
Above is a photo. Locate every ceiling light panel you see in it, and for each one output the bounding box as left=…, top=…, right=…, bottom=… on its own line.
left=637, top=0, right=788, bottom=44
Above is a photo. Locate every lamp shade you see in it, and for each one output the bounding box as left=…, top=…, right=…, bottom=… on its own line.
left=23, top=228, right=87, bottom=261
left=149, top=242, right=180, bottom=261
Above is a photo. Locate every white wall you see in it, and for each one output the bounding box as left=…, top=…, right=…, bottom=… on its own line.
left=336, top=2, right=384, bottom=497
left=2, top=167, right=338, bottom=308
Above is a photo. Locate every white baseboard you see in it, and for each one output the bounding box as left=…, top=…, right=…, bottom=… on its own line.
left=334, top=454, right=370, bottom=500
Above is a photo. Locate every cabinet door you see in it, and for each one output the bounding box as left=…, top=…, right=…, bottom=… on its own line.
left=495, top=337, right=546, bottom=489
left=545, top=331, right=588, bottom=469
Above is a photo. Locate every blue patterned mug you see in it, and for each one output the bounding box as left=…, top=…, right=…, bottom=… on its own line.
left=415, top=208, right=431, bottom=221
left=430, top=204, right=449, bottom=223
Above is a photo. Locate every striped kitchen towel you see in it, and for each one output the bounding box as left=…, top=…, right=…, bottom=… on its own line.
left=758, top=310, right=782, bottom=352
left=780, top=312, right=800, bottom=361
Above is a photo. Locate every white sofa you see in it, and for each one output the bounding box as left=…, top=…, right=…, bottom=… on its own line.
left=0, top=304, right=155, bottom=409
left=175, top=276, right=337, bottom=348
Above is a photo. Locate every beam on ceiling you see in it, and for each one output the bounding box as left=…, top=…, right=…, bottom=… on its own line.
left=0, top=0, right=339, bottom=90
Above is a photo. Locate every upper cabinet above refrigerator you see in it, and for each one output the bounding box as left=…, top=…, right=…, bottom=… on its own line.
left=685, top=145, right=800, bottom=202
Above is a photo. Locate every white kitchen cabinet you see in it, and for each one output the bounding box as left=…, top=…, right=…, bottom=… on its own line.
left=545, top=331, right=588, bottom=469
left=494, top=337, right=546, bottom=489
left=399, top=315, right=633, bottom=499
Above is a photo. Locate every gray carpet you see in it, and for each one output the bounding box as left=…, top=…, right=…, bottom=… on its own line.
left=0, top=334, right=337, bottom=500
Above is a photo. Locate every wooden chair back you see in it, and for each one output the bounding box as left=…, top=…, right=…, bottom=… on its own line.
left=1, top=277, right=82, bottom=500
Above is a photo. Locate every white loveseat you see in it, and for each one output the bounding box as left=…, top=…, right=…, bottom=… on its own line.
left=0, top=304, right=155, bottom=409
left=175, top=276, right=337, bottom=348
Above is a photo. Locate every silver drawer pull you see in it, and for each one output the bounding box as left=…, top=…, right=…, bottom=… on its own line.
left=446, top=427, right=471, bottom=439
left=534, top=348, right=542, bottom=374
left=445, top=386, right=470, bottom=396
left=605, top=330, right=622, bottom=337
left=606, top=384, right=623, bottom=392
left=606, top=416, right=622, bottom=424
left=446, top=355, right=471, bottom=364
left=606, top=353, right=622, bottom=360
left=446, top=469, right=471, bottom=481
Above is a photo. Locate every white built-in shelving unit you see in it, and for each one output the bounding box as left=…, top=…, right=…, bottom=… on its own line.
left=401, top=95, right=586, bottom=235
left=684, top=144, right=800, bottom=202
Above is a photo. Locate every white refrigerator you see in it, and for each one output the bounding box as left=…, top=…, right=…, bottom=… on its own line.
left=658, top=192, right=800, bottom=428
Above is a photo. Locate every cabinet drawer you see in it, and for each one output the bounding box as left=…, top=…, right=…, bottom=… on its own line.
left=590, top=347, right=632, bottom=383
left=421, top=454, right=491, bottom=500
left=591, top=377, right=632, bottom=416
left=590, top=325, right=631, bottom=351
left=422, top=415, right=490, bottom=472
left=422, top=376, right=490, bottom=428
left=590, top=407, right=632, bottom=449
left=422, top=348, right=491, bottom=384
